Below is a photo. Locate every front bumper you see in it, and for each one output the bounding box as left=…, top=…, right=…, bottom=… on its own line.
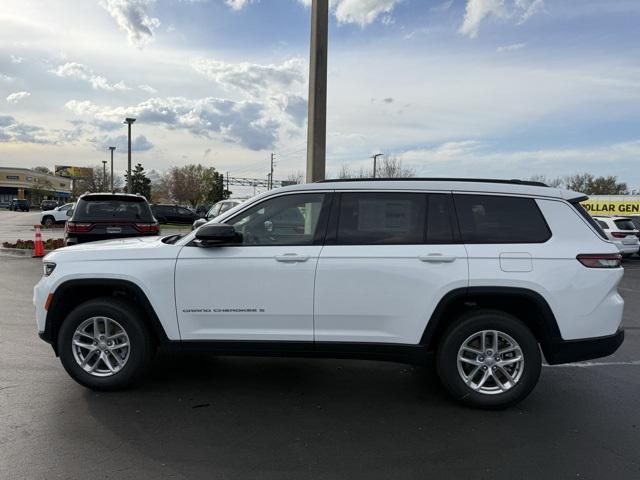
left=544, top=328, right=624, bottom=365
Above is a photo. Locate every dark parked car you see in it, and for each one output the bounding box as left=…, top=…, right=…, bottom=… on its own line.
left=195, top=203, right=213, bottom=218
left=8, top=199, right=30, bottom=211
left=65, top=193, right=159, bottom=245
left=151, top=204, right=199, bottom=225
left=41, top=199, right=58, bottom=211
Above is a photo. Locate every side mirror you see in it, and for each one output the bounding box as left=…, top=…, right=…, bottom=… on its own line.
left=195, top=223, right=242, bottom=247
left=66, top=209, right=74, bottom=217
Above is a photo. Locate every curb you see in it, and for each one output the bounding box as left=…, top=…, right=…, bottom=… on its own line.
left=0, top=247, right=52, bottom=257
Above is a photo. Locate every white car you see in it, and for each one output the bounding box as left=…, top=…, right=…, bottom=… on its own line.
left=34, top=179, right=625, bottom=409
left=593, top=216, right=640, bottom=257
left=40, top=203, right=74, bottom=227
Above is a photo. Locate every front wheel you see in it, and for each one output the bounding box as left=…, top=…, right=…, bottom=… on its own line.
left=57, top=298, right=155, bottom=390
left=42, top=216, right=55, bottom=227
left=437, top=310, right=541, bottom=409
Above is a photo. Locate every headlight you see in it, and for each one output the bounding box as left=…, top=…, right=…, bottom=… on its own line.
left=43, top=262, right=56, bottom=276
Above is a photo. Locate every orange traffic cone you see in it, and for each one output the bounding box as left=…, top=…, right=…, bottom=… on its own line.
left=33, top=225, right=45, bottom=258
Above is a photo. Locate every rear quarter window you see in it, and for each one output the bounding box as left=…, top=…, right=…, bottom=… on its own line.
left=454, top=194, right=551, bottom=244
left=614, top=219, right=636, bottom=230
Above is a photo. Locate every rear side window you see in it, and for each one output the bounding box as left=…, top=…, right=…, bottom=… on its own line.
left=572, top=202, right=608, bottom=240
left=74, top=197, right=153, bottom=221
left=454, top=194, right=551, bottom=244
left=614, top=219, right=636, bottom=230
left=337, top=193, right=426, bottom=245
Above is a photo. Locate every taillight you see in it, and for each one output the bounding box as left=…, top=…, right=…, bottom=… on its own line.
left=66, top=222, right=93, bottom=233
left=611, top=232, right=628, bottom=238
left=577, top=254, right=622, bottom=268
left=135, top=222, right=159, bottom=233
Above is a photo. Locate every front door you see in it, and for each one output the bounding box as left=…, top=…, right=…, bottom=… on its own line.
left=175, top=192, right=330, bottom=341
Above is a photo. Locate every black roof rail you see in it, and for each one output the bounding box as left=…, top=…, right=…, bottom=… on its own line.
left=316, top=177, right=549, bottom=187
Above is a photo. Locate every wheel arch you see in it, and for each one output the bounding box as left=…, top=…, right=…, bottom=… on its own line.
left=421, top=287, right=562, bottom=360
left=44, top=279, right=169, bottom=355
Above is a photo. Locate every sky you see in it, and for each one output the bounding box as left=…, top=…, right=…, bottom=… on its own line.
left=0, top=0, right=639, bottom=189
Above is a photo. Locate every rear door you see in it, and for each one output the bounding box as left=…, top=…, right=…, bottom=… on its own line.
left=314, top=191, right=468, bottom=344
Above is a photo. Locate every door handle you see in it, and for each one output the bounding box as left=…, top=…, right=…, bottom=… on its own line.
left=275, top=254, right=310, bottom=263
left=419, top=254, right=457, bottom=263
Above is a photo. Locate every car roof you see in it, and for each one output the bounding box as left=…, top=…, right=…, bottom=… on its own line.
left=265, top=178, right=583, bottom=201
left=80, top=193, right=148, bottom=202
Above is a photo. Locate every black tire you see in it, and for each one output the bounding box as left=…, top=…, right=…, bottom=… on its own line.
left=42, top=216, right=55, bottom=227
left=57, top=298, right=155, bottom=391
left=436, top=309, right=541, bottom=409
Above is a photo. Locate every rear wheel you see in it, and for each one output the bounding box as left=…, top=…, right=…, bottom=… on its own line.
left=42, top=216, right=55, bottom=227
left=436, top=310, right=541, bottom=409
left=58, top=298, right=155, bottom=390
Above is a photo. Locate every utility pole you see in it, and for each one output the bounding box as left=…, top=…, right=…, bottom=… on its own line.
left=102, top=160, right=107, bottom=191
left=270, top=153, right=276, bottom=189
left=371, top=153, right=383, bottom=178
left=108, top=147, right=116, bottom=193
left=306, top=0, right=329, bottom=183
left=226, top=171, right=229, bottom=197
left=124, top=118, right=136, bottom=193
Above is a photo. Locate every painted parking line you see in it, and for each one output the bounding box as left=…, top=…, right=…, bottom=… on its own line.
left=545, top=360, right=640, bottom=368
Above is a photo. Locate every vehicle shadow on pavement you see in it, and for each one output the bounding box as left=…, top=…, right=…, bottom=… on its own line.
left=76, top=351, right=640, bottom=479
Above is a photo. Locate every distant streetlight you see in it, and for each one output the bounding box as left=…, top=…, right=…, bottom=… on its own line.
left=371, top=153, right=383, bottom=178
left=124, top=118, right=136, bottom=193
left=102, top=160, right=107, bottom=191
left=108, top=146, right=116, bottom=193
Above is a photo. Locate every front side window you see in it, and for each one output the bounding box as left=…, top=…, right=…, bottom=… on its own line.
left=454, top=194, right=551, bottom=244
left=336, top=193, right=427, bottom=245
left=229, top=194, right=325, bottom=246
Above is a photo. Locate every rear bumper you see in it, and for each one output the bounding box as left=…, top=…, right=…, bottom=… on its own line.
left=544, top=328, right=624, bottom=365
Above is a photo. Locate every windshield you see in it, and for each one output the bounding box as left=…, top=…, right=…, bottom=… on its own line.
left=614, top=219, right=636, bottom=231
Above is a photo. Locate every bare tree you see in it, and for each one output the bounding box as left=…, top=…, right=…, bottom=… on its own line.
left=285, top=171, right=305, bottom=184
left=377, top=155, right=415, bottom=178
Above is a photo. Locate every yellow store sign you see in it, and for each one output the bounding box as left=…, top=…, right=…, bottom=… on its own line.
left=581, top=199, right=640, bottom=216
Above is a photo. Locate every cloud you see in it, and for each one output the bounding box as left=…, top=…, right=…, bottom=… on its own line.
left=398, top=139, right=640, bottom=182
left=99, top=0, right=160, bottom=47
left=283, top=95, right=307, bottom=127
left=6, top=91, right=31, bottom=104
left=10, top=55, right=23, bottom=64
left=296, top=0, right=402, bottom=26
left=459, top=0, right=544, bottom=38
left=225, top=0, right=254, bottom=10
left=50, top=62, right=131, bottom=91
left=65, top=96, right=281, bottom=150
left=138, top=84, right=157, bottom=94
left=0, top=115, right=58, bottom=144
left=191, top=57, right=306, bottom=98
left=0, top=73, right=14, bottom=82
left=497, top=42, right=526, bottom=52
left=383, top=97, right=394, bottom=103
left=89, top=133, right=154, bottom=151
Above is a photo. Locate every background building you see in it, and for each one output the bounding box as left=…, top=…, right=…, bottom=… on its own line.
left=0, top=167, right=72, bottom=206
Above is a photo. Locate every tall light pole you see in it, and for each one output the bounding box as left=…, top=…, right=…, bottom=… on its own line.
left=124, top=118, right=136, bottom=193
left=102, top=160, right=107, bottom=191
left=108, top=146, right=116, bottom=193
left=371, top=153, right=383, bottom=178
left=306, top=0, right=328, bottom=183
left=269, top=153, right=276, bottom=189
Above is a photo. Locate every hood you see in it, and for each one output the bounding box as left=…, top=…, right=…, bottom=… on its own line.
left=44, top=235, right=180, bottom=263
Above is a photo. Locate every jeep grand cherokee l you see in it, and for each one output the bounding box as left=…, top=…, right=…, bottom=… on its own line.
left=34, top=179, right=625, bottom=409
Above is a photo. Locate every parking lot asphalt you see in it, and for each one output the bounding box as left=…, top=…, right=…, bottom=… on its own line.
left=1, top=257, right=639, bottom=480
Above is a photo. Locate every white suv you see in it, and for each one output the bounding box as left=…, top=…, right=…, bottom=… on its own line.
left=40, top=203, right=74, bottom=227
left=593, top=216, right=639, bottom=257
left=34, top=179, right=625, bottom=409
